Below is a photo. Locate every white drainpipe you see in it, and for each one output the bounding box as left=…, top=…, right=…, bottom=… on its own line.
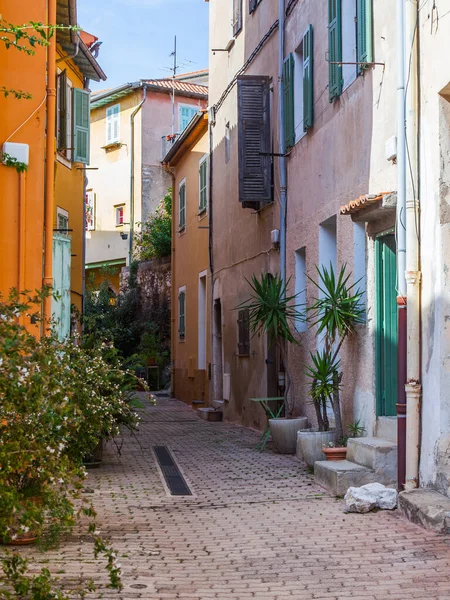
left=404, top=0, right=421, bottom=491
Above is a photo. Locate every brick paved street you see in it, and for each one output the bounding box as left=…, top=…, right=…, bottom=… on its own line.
left=27, top=396, right=450, bottom=599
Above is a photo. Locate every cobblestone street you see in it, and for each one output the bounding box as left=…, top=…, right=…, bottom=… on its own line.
left=32, top=396, right=450, bottom=599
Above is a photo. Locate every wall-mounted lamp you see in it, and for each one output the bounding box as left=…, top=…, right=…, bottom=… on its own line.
left=120, top=232, right=128, bottom=240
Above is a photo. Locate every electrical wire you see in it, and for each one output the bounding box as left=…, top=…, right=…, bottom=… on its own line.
left=4, top=93, right=47, bottom=143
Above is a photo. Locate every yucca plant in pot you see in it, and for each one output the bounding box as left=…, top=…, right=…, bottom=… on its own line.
left=297, top=263, right=365, bottom=466
left=238, top=273, right=307, bottom=454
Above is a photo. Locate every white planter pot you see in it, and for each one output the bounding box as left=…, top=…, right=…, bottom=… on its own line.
left=297, top=430, right=337, bottom=467
left=268, top=417, right=309, bottom=454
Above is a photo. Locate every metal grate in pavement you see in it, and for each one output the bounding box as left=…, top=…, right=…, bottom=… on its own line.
left=153, top=446, right=192, bottom=496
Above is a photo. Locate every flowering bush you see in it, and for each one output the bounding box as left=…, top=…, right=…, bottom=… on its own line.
left=134, top=189, right=172, bottom=260
left=0, top=292, right=145, bottom=545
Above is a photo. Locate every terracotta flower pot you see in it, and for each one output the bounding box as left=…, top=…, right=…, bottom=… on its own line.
left=322, top=446, right=347, bottom=461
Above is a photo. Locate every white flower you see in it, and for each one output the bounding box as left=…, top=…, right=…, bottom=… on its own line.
left=46, top=446, right=55, bottom=454
left=20, top=525, right=30, bottom=533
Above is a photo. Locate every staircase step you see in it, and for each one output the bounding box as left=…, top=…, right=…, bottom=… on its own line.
left=197, top=407, right=223, bottom=422
left=375, top=416, right=397, bottom=443
left=347, top=437, right=397, bottom=485
left=399, top=489, right=450, bottom=533
left=314, top=460, right=376, bottom=496
left=435, top=466, right=450, bottom=498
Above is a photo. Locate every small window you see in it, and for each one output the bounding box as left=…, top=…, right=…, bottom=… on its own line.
left=57, top=207, right=69, bottom=234
left=179, top=180, right=186, bottom=230
left=179, top=105, right=198, bottom=131
left=232, top=0, right=243, bottom=35
left=199, top=156, right=208, bottom=213
left=237, top=308, right=250, bottom=356
left=86, top=191, right=95, bottom=231
left=115, top=205, right=124, bottom=226
left=106, top=104, right=120, bottom=145
left=178, top=288, right=186, bottom=339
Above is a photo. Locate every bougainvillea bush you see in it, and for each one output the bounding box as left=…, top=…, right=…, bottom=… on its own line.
left=0, top=292, right=143, bottom=546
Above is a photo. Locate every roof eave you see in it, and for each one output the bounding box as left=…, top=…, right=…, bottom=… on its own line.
left=162, top=112, right=208, bottom=165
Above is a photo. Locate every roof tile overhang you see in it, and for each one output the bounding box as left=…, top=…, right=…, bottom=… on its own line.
left=162, top=111, right=208, bottom=166
left=56, top=0, right=106, bottom=82
left=340, top=192, right=397, bottom=222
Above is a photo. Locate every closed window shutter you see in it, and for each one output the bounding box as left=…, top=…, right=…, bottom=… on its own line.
left=328, top=0, right=342, bottom=102
left=113, top=106, right=120, bottom=141
left=237, top=76, right=271, bottom=210
left=283, top=54, right=295, bottom=150
left=199, top=160, right=207, bottom=211
left=57, top=70, right=67, bottom=151
left=233, top=0, right=242, bottom=35
left=237, top=309, right=250, bottom=356
left=73, top=88, right=90, bottom=164
left=303, top=25, right=314, bottom=131
left=179, top=292, right=185, bottom=337
left=179, top=183, right=186, bottom=228
left=357, top=0, right=373, bottom=72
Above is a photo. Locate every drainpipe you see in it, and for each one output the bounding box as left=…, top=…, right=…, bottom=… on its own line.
left=163, top=164, right=176, bottom=397
left=404, top=0, right=421, bottom=491
left=43, top=0, right=57, bottom=330
left=396, top=0, right=407, bottom=490
left=278, top=0, right=287, bottom=286
left=208, top=116, right=214, bottom=405
left=129, top=84, right=147, bottom=265
left=19, top=172, right=27, bottom=326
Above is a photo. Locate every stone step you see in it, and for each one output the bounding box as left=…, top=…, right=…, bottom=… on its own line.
left=314, top=460, right=376, bottom=496
left=375, top=416, right=397, bottom=443
left=399, top=489, right=450, bottom=533
left=347, top=437, right=397, bottom=485
left=435, top=465, right=450, bottom=498
left=197, top=407, right=223, bottom=422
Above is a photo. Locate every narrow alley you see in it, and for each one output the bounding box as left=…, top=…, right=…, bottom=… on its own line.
left=45, top=396, right=450, bottom=600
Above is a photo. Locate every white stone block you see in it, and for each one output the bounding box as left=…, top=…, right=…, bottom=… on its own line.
left=344, top=482, right=397, bottom=513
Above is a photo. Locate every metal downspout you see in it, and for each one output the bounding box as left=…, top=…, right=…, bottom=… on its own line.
left=208, top=117, right=214, bottom=405
left=43, top=0, right=57, bottom=330
left=396, top=0, right=407, bottom=490
left=129, top=84, right=147, bottom=265
left=163, top=165, right=176, bottom=397
left=404, top=0, right=421, bottom=491
left=278, top=0, right=287, bottom=286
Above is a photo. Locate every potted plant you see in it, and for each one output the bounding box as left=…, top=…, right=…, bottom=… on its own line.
left=238, top=273, right=307, bottom=454
left=297, top=264, right=364, bottom=466
left=322, top=420, right=366, bottom=461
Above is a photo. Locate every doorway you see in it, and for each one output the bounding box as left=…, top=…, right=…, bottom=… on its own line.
left=212, top=298, right=223, bottom=401
left=375, top=233, right=398, bottom=416
left=198, top=272, right=207, bottom=370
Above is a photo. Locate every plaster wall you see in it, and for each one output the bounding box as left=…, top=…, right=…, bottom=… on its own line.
left=284, top=0, right=398, bottom=433
left=416, top=10, right=450, bottom=487
left=172, top=133, right=210, bottom=406
left=209, top=0, right=281, bottom=429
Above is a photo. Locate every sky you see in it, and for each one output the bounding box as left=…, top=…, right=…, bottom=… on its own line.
left=78, top=0, right=209, bottom=91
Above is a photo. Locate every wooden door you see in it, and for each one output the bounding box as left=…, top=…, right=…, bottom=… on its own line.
left=52, top=234, right=71, bottom=339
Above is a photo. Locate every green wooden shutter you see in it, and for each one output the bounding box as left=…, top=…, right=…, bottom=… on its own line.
left=52, top=234, right=72, bottom=340
left=237, top=309, right=250, bottom=356
left=179, top=183, right=186, bottom=229
left=199, top=159, right=207, bottom=212
left=73, top=88, right=90, bottom=164
left=303, top=25, right=314, bottom=131
left=357, top=0, right=373, bottom=73
left=328, top=0, right=342, bottom=102
left=283, top=54, right=295, bottom=150
left=237, top=76, right=271, bottom=209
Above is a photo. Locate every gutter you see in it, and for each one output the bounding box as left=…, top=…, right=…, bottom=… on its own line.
left=278, top=0, right=287, bottom=286
left=129, top=84, right=148, bottom=265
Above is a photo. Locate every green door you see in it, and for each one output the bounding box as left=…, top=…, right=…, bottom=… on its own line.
left=52, top=234, right=72, bottom=340
left=375, top=234, right=398, bottom=416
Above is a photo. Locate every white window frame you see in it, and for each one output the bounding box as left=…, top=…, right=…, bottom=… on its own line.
left=178, top=286, right=186, bottom=340
left=115, top=204, right=125, bottom=227
left=56, top=70, right=73, bottom=167
left=179, top=178, right=186, bottom=231
left=106, top=104, right=120, bottom=145
left=178, top=104, right=198, bottom=132
left=198, top=154, right=208, bottom=214
left=342, top=0, right=358, bottom=93
left=56, top=207, right=69, bottom=234
left=86, top=190, right=95, bottom=231
left=293, top=42, right=307, bottom=144
left=294, top=247, right=307, bottom=333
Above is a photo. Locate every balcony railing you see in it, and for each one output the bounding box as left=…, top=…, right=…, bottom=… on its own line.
left=161, top=133, right=180, bottom=160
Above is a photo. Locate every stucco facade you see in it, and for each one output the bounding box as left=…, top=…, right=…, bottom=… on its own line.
left=164, top=113, right=210, bottom=406
left=86, top=80, right=208, bottom=286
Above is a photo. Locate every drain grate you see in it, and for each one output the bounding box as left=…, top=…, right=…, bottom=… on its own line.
left=153, top=446, right=192, bottom=496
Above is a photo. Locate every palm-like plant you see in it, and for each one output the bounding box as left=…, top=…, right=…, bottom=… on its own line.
left=238, top=273, right=304, bottom=417
left=306, top=263, right=364, bottom=439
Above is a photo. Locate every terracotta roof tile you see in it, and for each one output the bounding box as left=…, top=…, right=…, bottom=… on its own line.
left=340, top=193, right=392, bottom=216
left=142, top=78, right=208, bottom=96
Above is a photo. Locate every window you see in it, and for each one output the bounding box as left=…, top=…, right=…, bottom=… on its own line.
left=199, top=155, right=208, bottom=213
left=178, top=288, right=186, bottom=339
left=179, top=179, right=186, bottom=230
left=328, top=0, right=373, bottom=101
left=294, top=248, right=307, bottom=332
left=179, top=105, right=198, bottom=131
left=232, top=0, right=243, bottom=35
left=57, top=70, right=73, bottom=161
left=57, top=207, right=69, bottom=233
left=237, top=309, right=250, bottom=356
left=115, top=205, right=124, bottom=226
left=106, top=104, right=120, bottom=145
left=86, top=191, right=95, bottom=231
left=237, top=76, right=271, bottom=210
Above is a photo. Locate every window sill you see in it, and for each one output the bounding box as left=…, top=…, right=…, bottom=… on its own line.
left=198, top=207, right=207, bottom=217
left=178, top=226, right=186, bottom=234
left=102, top=141, right=121, bottom=151
left=56, top=152, right=72, bottom=170
left=178, top=336, right=186, bottom=343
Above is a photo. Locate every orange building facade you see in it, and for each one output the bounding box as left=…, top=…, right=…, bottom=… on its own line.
left=0, top=0, right=105, bottom=336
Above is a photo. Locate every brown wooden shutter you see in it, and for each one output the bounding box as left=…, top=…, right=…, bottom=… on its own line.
left=237, top=309, right=250, bottom=356
left=57, top=70, right=67, bottom=151
left=237, top=75, right=272, bottom=210
left=233, top=0, right=243, bottom=35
